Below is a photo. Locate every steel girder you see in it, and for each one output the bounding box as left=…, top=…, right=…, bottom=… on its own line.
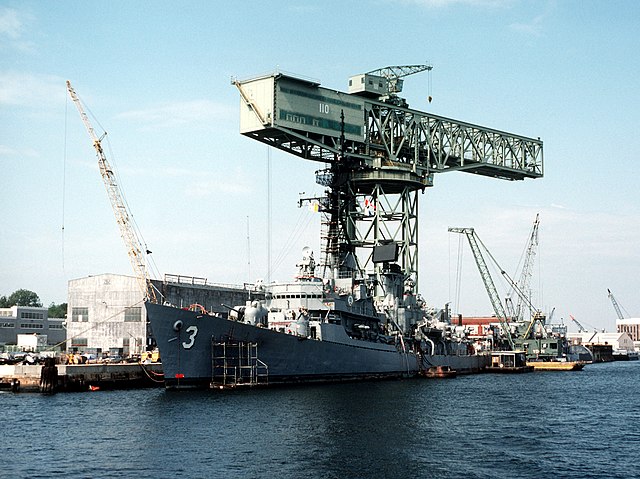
left=364, top=102, right=543, bottom=181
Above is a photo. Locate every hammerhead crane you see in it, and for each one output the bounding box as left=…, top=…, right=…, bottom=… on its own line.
left=66, top=81, right=158, bottom=303
left=233, top=65, right=543, bottom=333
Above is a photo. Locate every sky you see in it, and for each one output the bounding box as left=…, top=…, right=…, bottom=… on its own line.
left=1, top=0, right=638, bottom=332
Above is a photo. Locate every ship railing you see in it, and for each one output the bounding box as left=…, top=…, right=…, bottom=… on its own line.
left=164, top=273, right=254, bottom=291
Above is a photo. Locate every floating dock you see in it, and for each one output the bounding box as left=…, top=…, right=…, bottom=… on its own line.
left=526, top=361, right=586, bottom=371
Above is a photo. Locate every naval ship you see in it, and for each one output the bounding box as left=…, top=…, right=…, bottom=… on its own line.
left=146, top=247, right=488, bottom=389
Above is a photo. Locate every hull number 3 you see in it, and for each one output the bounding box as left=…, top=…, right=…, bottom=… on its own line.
left=182, top=326, right=198, bottom=349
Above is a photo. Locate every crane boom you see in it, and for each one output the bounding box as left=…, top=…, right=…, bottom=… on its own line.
left=448, top=227, right=515, bottom=350
left=607, top=288, right=625, bottom=320
left=66, top=81, right=158, bottom=303
left=570, top=314, right=586, bottom=333
left=365, top=64, right=433, bottom=95
left=512, top=214, right=540, bottom=322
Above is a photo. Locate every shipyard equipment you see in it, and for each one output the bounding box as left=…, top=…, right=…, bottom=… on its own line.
left=233, top=66, right=543, bottom=334
left=607, top=289, right=626, bottom=320
left=66, top=81, right=158, bottom=303
left=506, top=214, right=540, bottom=322
left=448, top=227, right=516, bottom=349
left=571, top=314, right=587, bottom=333
left=450, top=223, right=583, bottom=360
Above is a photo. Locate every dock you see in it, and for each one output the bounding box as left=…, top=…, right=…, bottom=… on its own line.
left=0, top=362, right=164, bottom=393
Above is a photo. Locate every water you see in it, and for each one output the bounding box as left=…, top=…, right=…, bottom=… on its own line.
left=2, top=361, right=638, bottom=479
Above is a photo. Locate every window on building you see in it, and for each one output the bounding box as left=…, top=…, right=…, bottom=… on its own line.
left=1, top=322, right=15, bottom=328
left=20, top=323, right=44, bottom=329
left=71, top=337, right=88, bottom=348
left=20, top=311, right=44, bottom=320
left=124, top=307, right=142, bottom=322
left=72, top=307, right=89, bottom=322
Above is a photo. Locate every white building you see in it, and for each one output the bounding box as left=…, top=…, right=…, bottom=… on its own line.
left=568, top=331, right=635, bottom=351
left=67, top=273, right=260, bottom=357
left=617, top=318, right=640, bottom=341
left=67, top=274, right=149, bottom=356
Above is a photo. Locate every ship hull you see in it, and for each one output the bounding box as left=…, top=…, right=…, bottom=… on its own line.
left=146, top=302, right=487, bottom=389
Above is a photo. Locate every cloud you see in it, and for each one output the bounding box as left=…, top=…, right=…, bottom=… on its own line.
left=0, top=71, right=66, bottom=107
left=184, top=176, right=250, bottom=197
left=397, top=0, right=513, bottom=7
left=0, top=7, right=35, bottom=52
left=509, top=14, right=546, bottom=37
left=0, top=144, right=40, bottom=158
left=116, top=100, right=235, bottom=130
left=0, top=7, right=21, bottom=39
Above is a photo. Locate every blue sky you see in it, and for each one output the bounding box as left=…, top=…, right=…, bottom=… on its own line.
left=1, top=0, right=638, bottom=331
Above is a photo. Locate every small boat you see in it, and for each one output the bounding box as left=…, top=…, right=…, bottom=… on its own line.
left=421, top=365, right=457, bottom=378
left=486, top=351, right=534, bottom=373
left=612, top=349, right=639, bottom=361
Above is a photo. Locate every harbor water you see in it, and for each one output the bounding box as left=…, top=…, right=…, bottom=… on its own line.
left=1, top=361, right=638, bottom=479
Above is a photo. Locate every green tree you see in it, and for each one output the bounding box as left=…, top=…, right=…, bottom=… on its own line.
left=5, top=289, right=42, bottom=307
left=48, top=302, right=68, bottom=318
left=0, top=295, right=7, bottom=308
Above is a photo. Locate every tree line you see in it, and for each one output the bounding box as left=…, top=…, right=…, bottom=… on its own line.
left=0, top=289, right=67, bottom=318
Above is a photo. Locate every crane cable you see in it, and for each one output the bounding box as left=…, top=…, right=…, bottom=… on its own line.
left=62, top=86, right=68, bottom=272
left=449, top=232, right=465, bottom=314
left=101, top=133, right=161, bottom=281
left=268, top=208, right=315, bottom=279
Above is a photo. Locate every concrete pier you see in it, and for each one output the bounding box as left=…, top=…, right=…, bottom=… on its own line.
left=0, top=362, right=164, bottom=392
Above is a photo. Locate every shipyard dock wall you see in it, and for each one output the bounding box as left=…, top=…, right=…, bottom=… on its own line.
left=0, top=363, right=164, bottom=392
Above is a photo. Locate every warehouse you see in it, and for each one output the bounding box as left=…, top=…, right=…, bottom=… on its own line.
left=66, top=273, right=261, bottom=358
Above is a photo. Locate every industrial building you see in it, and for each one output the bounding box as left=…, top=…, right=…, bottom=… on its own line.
left=0, top=305, right=65, bottom=351
left=66, top=273, right=261, bottom=357
left=568, top=331, right=635, bottom=357
left=616, top=317, right=640, bottom=343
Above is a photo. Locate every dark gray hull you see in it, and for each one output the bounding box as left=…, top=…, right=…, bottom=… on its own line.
left=146, top=302, right=488, bottom=389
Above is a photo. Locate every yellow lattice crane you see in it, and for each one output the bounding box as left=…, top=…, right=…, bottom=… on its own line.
left=66, top=81, right=158, bottom=303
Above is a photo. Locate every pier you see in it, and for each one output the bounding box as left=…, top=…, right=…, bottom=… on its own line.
left=0, top=362, right=164, bottom=393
